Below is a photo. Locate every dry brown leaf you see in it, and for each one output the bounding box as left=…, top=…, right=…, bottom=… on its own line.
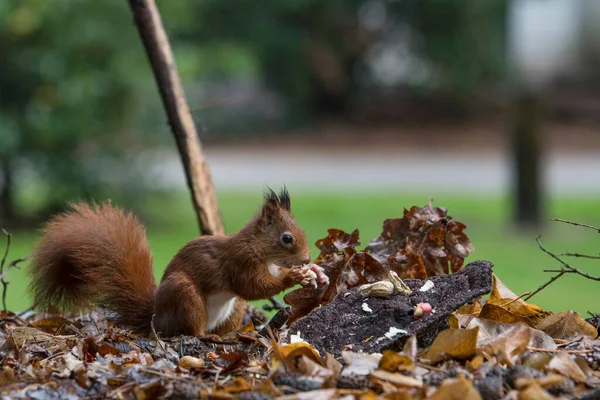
left=422, top=327, right=479, bottom=363
left=427, top=374, right=482, bottom=400
left=536, top=310, right=598, bottom=340
left=517, top=382, right=556, bottom=400
left=221, top=377, right=252, bottom=393
left=455, top=300, right=482, bottom=316
left=548, top=351, right=587, bottom=382
left=369, top=369, right=423, bottom=388
left=275, top=388, right=337, bottom=400
left=514, top=373, right=566, bottom=390
left=365, top=202, right=474, bottom=278
left=379, top=350, right=414, bottom=372
left=469, top=320, right=531, bottom=367
left=284, top=229, right=362, bottom=323
left=468, top=318, right=556, bottom=352
left=0, top=367, right=19, bottom=385
left=478, top=303, right=536, bottom=327
left=275, top=342, right=324, bottom=368
left=488, top=275, right=547, bottom=323
left=10, top=326, right=69, bottom=349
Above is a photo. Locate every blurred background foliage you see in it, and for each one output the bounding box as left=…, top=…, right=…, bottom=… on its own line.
left=1, top=0, right=507, bottom=222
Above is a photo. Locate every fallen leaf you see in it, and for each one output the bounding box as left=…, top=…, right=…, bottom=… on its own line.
left=470, top=321, right=531, bottom=367
left=214, top=350, right=249, bottom=373
left=221, top=377, right=252, bottom=393
left=517, top=382, right=556, bottom=400
left=379, top=350, right=413, bottom=372
left=365, top=202, right=474, bottom=278
left=340, top=351, right=382, bottom=376
left=478, top=303, right=536, bottom=327
left=423, top=327, right=479, bottom=363
left=427, top=374, right=482, bottom=400
left=536, top=310, right=598, bottom=340
left=468, top=318, right=556, bottom=353
left=370, top=369, right=423, bottom=388
left=488, top=274, right=547, bottom=323
left=548, top=351, right=587, bottom=382
left=275, top=342, right=324, bottom=367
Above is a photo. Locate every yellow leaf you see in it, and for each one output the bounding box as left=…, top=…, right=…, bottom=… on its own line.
left=478, top=303, right=536, bottom=327
left=378, top=350, right=413, bottom=372
left=423, top=327, right=479, bottom=363
left=274, top=341, right=325, bottom=366
left=427, top=375, right=482, bottom=400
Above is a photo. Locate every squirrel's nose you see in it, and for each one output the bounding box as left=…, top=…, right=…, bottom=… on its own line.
left=302, top=255, right=311, bottom=265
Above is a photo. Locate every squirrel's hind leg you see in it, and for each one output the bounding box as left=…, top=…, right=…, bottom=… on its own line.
left=154, top=272, right=206, bottom=337
left=214, top=298, right=245, bottom=336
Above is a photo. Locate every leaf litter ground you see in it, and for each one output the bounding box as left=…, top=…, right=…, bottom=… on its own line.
left=0, top=203, right=599, bottom=399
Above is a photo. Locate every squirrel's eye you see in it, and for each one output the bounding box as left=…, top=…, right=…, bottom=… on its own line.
left=281, top=234, right=293, bottom=244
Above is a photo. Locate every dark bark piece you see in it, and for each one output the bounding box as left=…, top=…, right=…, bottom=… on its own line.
left=260, top=307, right=292, bottom=337
left=287, top=260, right=493, bottom=357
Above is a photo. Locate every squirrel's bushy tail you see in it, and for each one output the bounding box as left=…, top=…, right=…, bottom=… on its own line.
left=29, top=202, right=156, bottom=333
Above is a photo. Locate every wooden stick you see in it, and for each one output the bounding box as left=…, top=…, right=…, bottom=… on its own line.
left=128, top=0, right=224, bottom=236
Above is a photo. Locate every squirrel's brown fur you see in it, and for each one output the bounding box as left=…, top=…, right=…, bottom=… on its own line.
left=28, top=189, right=312, bottom=336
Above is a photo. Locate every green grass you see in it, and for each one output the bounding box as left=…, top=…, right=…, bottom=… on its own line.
left=4, top=190, right=600, bottom=316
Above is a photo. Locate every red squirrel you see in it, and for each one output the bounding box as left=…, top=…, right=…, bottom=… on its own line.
left=28, top=188, right=319, bottom=337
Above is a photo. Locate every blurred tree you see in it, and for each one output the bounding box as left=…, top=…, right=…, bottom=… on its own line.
left=511, top=92, right=543, bottom=227
left=0, top=1, right=163, bottom=223
left=0, top=0, right=509, bottom=224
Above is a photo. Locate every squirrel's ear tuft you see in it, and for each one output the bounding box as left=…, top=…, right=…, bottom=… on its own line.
left=279, top=186, right=291, bottom=211
left=261, top=188, right=281, bottom=224
left=263, top=186, right=291, bottom=211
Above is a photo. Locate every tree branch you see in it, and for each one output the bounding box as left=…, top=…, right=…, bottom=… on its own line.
left=526, top=235, right=600, bottom=301
left=550, top=218, right=600, bottom=233
left=128, top=0, right=224, bottom=236
left=558, top=252, right=600, bottom=259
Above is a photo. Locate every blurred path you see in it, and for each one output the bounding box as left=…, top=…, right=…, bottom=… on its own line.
left=153, top=147, right=600, bottom=195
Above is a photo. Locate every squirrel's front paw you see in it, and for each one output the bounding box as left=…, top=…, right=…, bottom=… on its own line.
left=288, top=265, right=315, bottom=286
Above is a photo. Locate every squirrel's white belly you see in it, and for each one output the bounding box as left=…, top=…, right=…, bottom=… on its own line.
left=205, top=292, right=237, bottom=331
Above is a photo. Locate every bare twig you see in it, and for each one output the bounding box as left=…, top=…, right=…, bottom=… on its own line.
left=526, top=347, right=592, bottom=354
left=0, top=255, right=31, bottom=282
left=558, top=252, right=600, bottom=259
left=196, top=337, right=240, bottom=346
left=1, top=229, right=13, bottom=312
left=128, top=0, right=224, bottom=236
left=498, top=292, right=530, bottom=308
left=526, top=236, right=600, bottom=301
left=150, top=314, right=171, bottom=360
left=550, top=218, right=600, bottom=233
